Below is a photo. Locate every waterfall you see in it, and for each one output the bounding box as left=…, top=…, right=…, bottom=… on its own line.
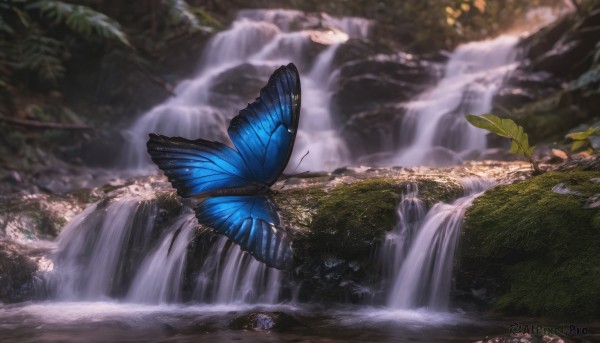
left=192, top=237, right=282, bottom=304
left=392, top=35, right=520, bottom=166
left=379, top=184, right=426, bottom=291
left=50, top=198, right=159, bottom=300
left=126, top=213, right=197, bottom=304
left=46, top=192, right=285, bottom=305
left=121, top=9, right=370, bottom=172
left=385, top=178, right=492, bottom=310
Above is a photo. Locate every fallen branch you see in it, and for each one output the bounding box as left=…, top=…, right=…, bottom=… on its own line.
left=0, top=115, right=94, bottom=130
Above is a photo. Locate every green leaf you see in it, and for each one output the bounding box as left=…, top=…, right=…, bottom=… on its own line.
left=571, top=139, right=588, bottom=152
left=566, top=127, right=600, bottom=141
left=566, top=127, right=600, bottom=152
left=465, top=113, right=533, bottom=161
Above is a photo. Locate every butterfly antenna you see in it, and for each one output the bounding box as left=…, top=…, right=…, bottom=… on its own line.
left=277, top=150, right=310, bottom=191
left=291, top=150, right=309, bottom=175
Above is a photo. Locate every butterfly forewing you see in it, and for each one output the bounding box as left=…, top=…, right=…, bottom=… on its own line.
left=227, top=63, right=300, bottom=186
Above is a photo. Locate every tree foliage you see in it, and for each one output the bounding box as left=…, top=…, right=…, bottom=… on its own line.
left=0, top=0, right=219, bottom=87
left=466, top=114, right=541, bottom=174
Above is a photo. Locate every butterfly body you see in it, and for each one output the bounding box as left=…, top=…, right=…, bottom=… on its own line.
left=147, top=63, right=300, bottom=270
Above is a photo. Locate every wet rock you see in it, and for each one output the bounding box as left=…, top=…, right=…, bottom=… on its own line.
left=331, top=53, right=435, bottom=125
left=0, top=192, right=92, bottom=241
left=333, top=39, right=393, bottom=66
left=209, top=63, right=274, bottom=113
left=229, top=311, right=303, bottom=331
left=493, top=87, right=537, bottom=110
left=341, top=106, right=407, bottom=158
left=0, top=239, right=40, bottom=303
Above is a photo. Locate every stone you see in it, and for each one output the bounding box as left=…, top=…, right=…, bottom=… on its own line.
left=330, top=53, right=435, bottom=125
left=229, top=312, right=303, bottom=331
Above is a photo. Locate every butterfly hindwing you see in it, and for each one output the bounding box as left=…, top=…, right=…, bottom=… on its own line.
left=194, top=195, right=293, bottom=270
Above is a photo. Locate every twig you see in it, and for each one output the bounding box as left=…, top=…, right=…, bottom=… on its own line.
left=0, top=115, right=94, bottom=130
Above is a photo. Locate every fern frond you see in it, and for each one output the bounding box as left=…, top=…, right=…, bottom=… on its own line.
left=11, top=26, right=65, bottom=83
left=162, top=0, right=209, bottom=33
left=27, top=0, right=131, bottom=47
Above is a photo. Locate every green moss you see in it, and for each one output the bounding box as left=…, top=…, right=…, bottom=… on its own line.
left=460, top=171, right=600, bottom=320
left=306, top=179, right=402, bottom=259
left=274, top=187, right=328, bottom=232
left=288, top=177, right=462, bottom=260
left=280, top=176, right=463, bottom=302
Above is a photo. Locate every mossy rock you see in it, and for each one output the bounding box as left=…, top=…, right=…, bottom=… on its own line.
left=280, top=176, right=462, bottom=302
left=459, top=171, right=600, bottom=320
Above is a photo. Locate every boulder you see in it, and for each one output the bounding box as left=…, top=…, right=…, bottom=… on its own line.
left=331, top=54, right=434, bottom=125
left=340, top=106, right=407, bottom=158
left=0, top=239, right=40, bottom=303
left=458, top=171, right=600, bottom=320
left=209, top=63, right=273, bottom=113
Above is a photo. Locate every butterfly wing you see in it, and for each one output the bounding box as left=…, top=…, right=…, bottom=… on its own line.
left=195, top=195, right=293, bottom=270
left=147, top=134, right=260, bottom=197
left=146, top=63, right=301, bottom=197
left=227, top=63, right=301, bottom=185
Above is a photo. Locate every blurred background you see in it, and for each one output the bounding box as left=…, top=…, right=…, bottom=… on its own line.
left=1, top=0, right=599, bottom=194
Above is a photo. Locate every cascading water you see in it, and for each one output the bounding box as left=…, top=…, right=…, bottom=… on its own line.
left=122, top=9, right=370, bottom=172
left=379, top=184, right=426, bottom=291
left=392, top=35, right=520, bottom=166
left=192, top=237, right=281, bottom=304
left=126, top=213, right=196, bottom=304
left=385, top=178, right=493, bottom=310
left=46, top=189, right=284, bottom=305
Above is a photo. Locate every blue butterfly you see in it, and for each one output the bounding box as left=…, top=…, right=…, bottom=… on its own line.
left=146, top=63, right=300, bottom=270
